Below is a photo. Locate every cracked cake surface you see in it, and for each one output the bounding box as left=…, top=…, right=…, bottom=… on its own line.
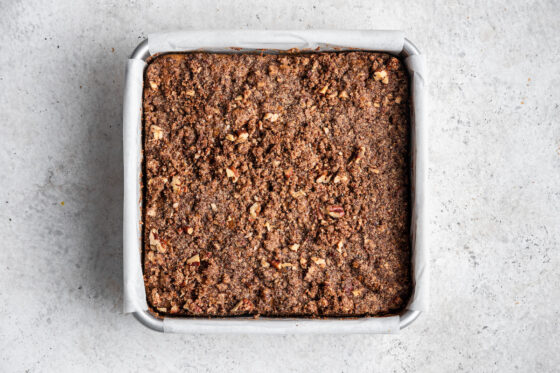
left=142, top=51, right=412, bottom=317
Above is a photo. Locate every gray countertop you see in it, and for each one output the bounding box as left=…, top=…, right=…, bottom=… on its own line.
left=1, top=1, right=559, bottom=372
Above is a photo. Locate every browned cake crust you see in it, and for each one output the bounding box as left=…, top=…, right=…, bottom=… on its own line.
left=142, top=51, right=411, bottom=317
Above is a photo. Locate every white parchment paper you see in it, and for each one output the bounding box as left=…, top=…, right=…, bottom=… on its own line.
left=149, top=30, right=405, bottom=54
left=163, top=315, right=400, bottom=334
left=405, top=54, right=428, bottom=312
left=123, top=30, right=427, bottom=333
left=123, top=59, right=148, bottom=313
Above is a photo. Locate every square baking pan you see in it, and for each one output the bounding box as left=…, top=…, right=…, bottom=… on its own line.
left=123, top=30, right=428, bottom=333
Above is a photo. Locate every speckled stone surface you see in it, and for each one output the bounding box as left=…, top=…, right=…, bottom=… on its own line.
left=1, top=1, right=559, bottom=372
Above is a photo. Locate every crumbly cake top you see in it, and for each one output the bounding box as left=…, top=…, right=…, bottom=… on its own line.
left=142, top=51, right=411, bottom=317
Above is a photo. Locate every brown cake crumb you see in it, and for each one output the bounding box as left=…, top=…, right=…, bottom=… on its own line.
left=142, top=51, right=412, bottom=317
